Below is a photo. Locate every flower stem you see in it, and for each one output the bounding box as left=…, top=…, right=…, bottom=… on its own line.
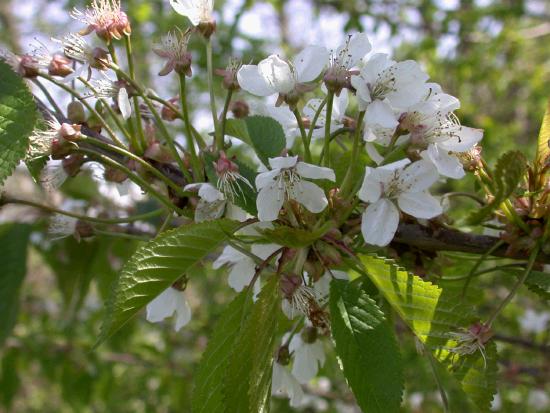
left=293, top=108, right=311, bottom=163
left=206, top=39, right=221, bottom=149
left=485, top=244, right=540, bottom=327
left=32, top=79, right=64, bottom=116
left=460, top=239, right=505, bottom=298
left=340, top=110, right=365, bottom=198
left=220, top=89, right=233, bottom=143
left=179, top=73, right=203, bottom=181
left=124, top=34, right=147, bottom=153
left=306, top=96, right=327, bottom=145
left=321, top=91, right=334, bottom=166
left=3, top=197, right=164, bottom=224
left=77, top=147, right=185, bottom=215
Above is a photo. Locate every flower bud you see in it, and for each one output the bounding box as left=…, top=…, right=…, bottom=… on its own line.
left=144, top=141, right=175, bottom=164
left=231, top=100, right=249, bottom=119
left=59, top=123, right=82, bottom=142
left=48, top=54, right=73, bottom=77
left=197, top=20, right=216, bottom=39
left=17, top=55, right=40, bottom=78
left=67, top=102, right=87, bottom=124
left=90, top=47, right=110, bottom=70
left=275, top=345, right=291, bottom=366
left=279, top=273, right=302, bottom=299
left=161, top=97, right=180, bottom=121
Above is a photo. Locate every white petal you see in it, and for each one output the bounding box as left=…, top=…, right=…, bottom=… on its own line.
left=340, top=32, right=371, bottom=68
left=400, top=160, right=439, bottom=192
left=365, top=142, right=384, bottom=165
left=213, top=245, right=245, bottom=269
left=292, top=341, right=326, bottom=383
left=225, top=202, right=248, bottom=222
left=350, top=75, right=371, bottom=110
left=333, top=88, right=349, bottom=119
left=146, top=288, right=178, bottom=323
left=296, top=162, right=336, bottom=181
left=194, top=199, right=225, bottom=222
left=169, top=0, right=201, bottom=25
left=237, top=65, right=274, bottom=96
left=397, top=191, right=442, bottom=219
left=361, top=198, right=399, bottom=246
left=256, top=185, right=285, bottom=221
left=290, top=181, right=328, bottom=213
left=255, top=169, right=281, bottom=190
left=118, top=88, right=132, bottom=120
left=294, top=45, right=329, bottom=83
left=174, top=293, right=192, bottom=331
left=272, top=364, right=305, bottom=407
left=421, top=145, right=465, bottom=179
left=258, top=55, right=296, bottom=94
left=227, top=260, right=255, bottom=292
left=438, top=126, right=483, bottom=152
left=251, top=243, right=281, bottom=260
left=269, top=155, right=298, bottom=170
left=362, top=53, right=394, bottom=84
left=365, top=100, right=399, bottom=129
left=380, top=158, right=411, bottom=171
left=198, top=183, right=224, bottom=202
left=358, top=166, right=382, bottom=203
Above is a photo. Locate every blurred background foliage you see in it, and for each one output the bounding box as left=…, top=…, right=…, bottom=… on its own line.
left=0, top=0, right=549, bottom=412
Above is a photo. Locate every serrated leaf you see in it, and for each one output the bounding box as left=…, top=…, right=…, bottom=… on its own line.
left=0, top=60, right=37, bottom=186
left=225, top=118, right=252, bottom=146
left=502, top=269, right=550, bottom=301
left=360, top=255, right=497, bottom=412
left=260, top=221, right=334, bottom=248
left=245, top=116, right=286, bottom=166
left=0, top=224, right=31, bottom=346
left=330, top=278, right=403, bottom=413
left=467, top=151, right=526, bottom=224
left=223, top=276, right=281, bottom=413
left=192, top=290, right=254, bottom=413
left=97, top=219, right=240, bottom=346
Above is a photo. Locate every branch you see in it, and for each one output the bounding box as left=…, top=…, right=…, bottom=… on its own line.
left=393, top=223, right=550, bottom=264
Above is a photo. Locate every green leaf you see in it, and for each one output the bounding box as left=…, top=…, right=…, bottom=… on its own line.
left=0, top=224, right=31, bottom=346
left=97, top=219, right=241, bottom=346
left=360, top=255, right=497, bottom=412
left=535, top=98, right=550, bottom=175
left=192, top=290, right=254, bottom=413
left=467, top=151, right=526, bottom=224
left=225, top=118, right=252, bottom=146
left=223, top=276, right=281, bottom=413
left=0, top=60, right=37, bottom=186
left=260, top=221, right=334, bottom=248
left=245, top=116, right=286, bottom=166
left=330, top=278, right=403, bottom=413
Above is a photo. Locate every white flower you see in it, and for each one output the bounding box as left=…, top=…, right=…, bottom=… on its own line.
left=303, top=89, right=349, bottom=139
left=289, top=333, right=326, bottom=383
left=184, top=182, right=226, bottom=222
left=255, top=156, right=335, bottom=222
left=213, top=243, right=281, bottom=294
left=169, top=0, right=214, bottom=26
left=152, top=29, right=192, bottom=76
left=358, top=159, right=442, bottom=246
left=146, top=287, right=191, bottom=331
left=400, top=88, right=483, bottom=179
left=351, top=53, right=429, bottom=114
left=237, top=46, right=329, bottom=100
left=518, top=309, right=550, bottom=334
left=89, top=78, right=132, bottom=120
left=70, top=0, right=131, bottom=42
left=271, top=363, right=304, bottom=407
left=40, top=160, right=69, bottom=192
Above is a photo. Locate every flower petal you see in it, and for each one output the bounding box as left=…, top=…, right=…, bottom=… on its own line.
left=400, top=160, right=439, bottom=192
left=146, top=287, right=178, bottom=323
left=421, top=144, right=465, bottom=179
left=361, top=198, right=399, bottom=246
left=296, top=162, right=336, bottom=181
left=294, top=45, right=329, bottom=83
left=174, top=293, right=192, bottom=331
left=237, top=64, right=274, bottom=96
left=198, top=183, right=224, bottom=202
left=118, top=88, right=132, bottom=120
left=213, top=245, right=245, bottom=269
left=340, top=32, right=371, bottom=68
left=290, top=180, right=328, bottom=213
left=269, top=155, right=299, bottom=170
left=258, top=55, right=296, bottom=94
left=169, top=0, right=201, bottom=25
left=228, top=259, right=255, bottom=292
left=256, top=185, right=285, bottom=221
left=358, top=166, right=382, bottom=203
left=437, top=125, right=483, bottom=152
left=397, top=191, right=442, bottom=219
left=255, top=169, right=281, bottom=190
left=365, top=100, right=399, bottom=129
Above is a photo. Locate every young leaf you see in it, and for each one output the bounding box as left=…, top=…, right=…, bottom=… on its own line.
left=535, top=97, right=550, bottom=180
left=259, top=221, right=334, bottom=248
left=192, top=290, right=254, bottom=413
left=223, top=276, right=281, bottom=413
left=245, top=116, right=286, bottom=166
left=0, top=60, right=37, bottom=186
left=224, top=118, right=252, bottom=146
left=360, top=255, right=497, bottom=412
left=467, top=150, right=526, bottom=225
left=330, top=278, right=404, bottom=413
left=0, top=224, right=31, bottom=346
left=97, top=219, right=241, bottom=346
